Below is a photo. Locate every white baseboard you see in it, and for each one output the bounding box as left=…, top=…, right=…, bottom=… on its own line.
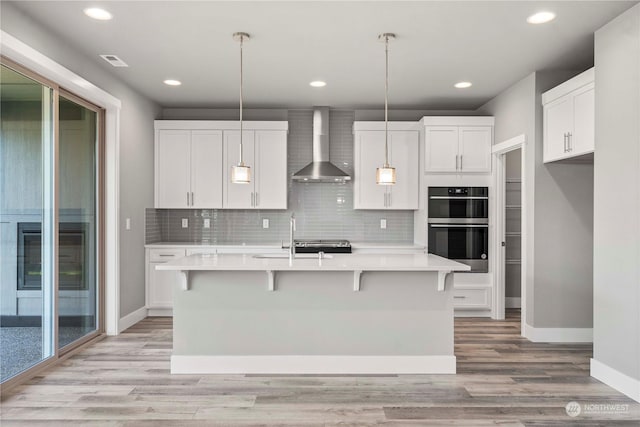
left=454, top=310, right=492, bottom=318
left=171, top=355, right=456, bottom=375
left=591, top=358, right=640, bottom=403
left=117, top=306, right=147, bottom=333
left=505, top=297, right=521, bottom=309
left=147, top=308, right=173, bottom=317
left=523, top=323, right=592, bottom=343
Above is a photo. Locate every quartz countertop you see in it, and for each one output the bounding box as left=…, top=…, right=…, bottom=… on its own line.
left=155, top=253, right=468, bottom=273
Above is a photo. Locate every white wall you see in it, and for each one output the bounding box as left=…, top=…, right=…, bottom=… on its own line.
left=0, top=3, right=162, bottom=319
left=593, top=3, right=640, bottom=399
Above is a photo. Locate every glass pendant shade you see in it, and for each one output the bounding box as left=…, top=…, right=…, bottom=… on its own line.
left=231, top=164, right=251, bottom=184
left=376, top=165, right=396, bottom=185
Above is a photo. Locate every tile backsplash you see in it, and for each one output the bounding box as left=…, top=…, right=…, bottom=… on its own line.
left=146, top=110, right=414, bottom=245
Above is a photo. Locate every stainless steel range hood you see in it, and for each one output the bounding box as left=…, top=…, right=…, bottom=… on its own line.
left=292, top=107, right=351, bottom=182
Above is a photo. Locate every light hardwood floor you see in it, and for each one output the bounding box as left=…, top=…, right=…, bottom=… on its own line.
left=1, top=310, right=639, bottom=426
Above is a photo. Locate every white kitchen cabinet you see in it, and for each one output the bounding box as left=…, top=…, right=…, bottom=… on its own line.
left=146, top=248, right=185, bottom=313
left=423, top=119, right=493, bottom=173
left=542, top=68, right=594, bottom=163
left=155, top=129, right=223, bottom=208
left=353, top=125, right=420, bottom=210
left=223, top=130, right=287, bottom=209
left=453, top=285, right=492, bottom=310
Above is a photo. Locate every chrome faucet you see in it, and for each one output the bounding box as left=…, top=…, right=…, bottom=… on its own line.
left=287, top=213, right=296, bottom=262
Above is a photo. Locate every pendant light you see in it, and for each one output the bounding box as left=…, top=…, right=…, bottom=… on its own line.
left=231, top=32, right=251, bottom=184
left=376, top=33, right=396, bottom=185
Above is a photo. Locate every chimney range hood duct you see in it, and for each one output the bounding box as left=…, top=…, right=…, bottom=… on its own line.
left=292, top=107, right=351, bottom=182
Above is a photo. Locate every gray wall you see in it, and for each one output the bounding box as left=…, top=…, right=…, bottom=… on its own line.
left=478, top=70, right=594, bottom=329
left=593, top=4, right=640, bottom=383
left=1, top=3, right=162, bottom=319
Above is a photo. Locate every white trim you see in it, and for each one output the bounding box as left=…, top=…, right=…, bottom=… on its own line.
left=591, top=358, right=640, bottom=403
left=523, top=323, right=593, bottom=343
left=492, top=134, right=526, bottom=155
left=117, top=307, right=147, bottom=333
left=154, top=120, right=288, bottom=131
left=419, top=116, right=495, bottom=126
left=353, top=121, right=420, bottom=131
left=1, top=30, right=122, bottom=336
left=171, top=355, right=456, bottom=375
left=147, top=308, right=173, bottom=317
left=454, top=310, right=492, bottom=318
left=505, top=297, right=521, bottom=308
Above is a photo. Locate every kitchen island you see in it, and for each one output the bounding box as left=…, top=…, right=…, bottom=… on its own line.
left=157, top=253, right=470, bottom=375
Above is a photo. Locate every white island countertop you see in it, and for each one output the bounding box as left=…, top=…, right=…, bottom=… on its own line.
left=156, top=253, right=469, bottom=292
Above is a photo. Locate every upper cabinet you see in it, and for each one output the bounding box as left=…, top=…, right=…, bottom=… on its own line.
left=542, top=68, right=594, bottom=163
left=353, top=122, right=420, bottom=210
left=155, top=129, right=223, bottom=208
left=422, top=117, right=494, bottom=173
left=154, top=121, right=288, bottom=210
left=223, top=129, right=288, bottom=209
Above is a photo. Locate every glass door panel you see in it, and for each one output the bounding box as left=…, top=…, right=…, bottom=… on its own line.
left=0, top=64, right=55, bottom=381
left=58, top=95, right=98, bottom=349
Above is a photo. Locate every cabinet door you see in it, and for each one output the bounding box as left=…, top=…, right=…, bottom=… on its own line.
left=459, top=126, right=492, bottom=172
left=255, top=130, right=288, bottom=209
left=156, top=130, right=190, bottom=208
left=354, top=131, right=387, bottom=209
left=148, top=264, right=178, bottom=309
left=571, top=84, right=594, bottom=156
left=543, top=95, right=573, bottom=163
left=425, top=127, right=459, bottom=172
left=223, top=130, right=255, bottom=209
left=388, top=131, right=419, bottom=209
left=190, top=130, right=223, bottom=208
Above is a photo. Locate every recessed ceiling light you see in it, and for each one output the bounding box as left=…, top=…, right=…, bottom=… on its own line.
left=454, top=81, right=472, bottom=89
left=309, top=81, right=327, bottom=88
left=527, top=11, right=556, bottom=24
left=163, top=79, right=182, bottom=86
left=83, top=8, right=113, bottom=20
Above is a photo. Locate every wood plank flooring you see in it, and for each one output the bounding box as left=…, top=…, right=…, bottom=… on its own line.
left=2, top=310, right=639, bottom=426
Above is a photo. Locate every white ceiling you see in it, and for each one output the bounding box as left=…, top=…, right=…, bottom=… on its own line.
left=7, top=1, right=638, bottom=110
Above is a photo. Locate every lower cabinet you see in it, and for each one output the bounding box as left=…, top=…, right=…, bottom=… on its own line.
left=146, top=248, right=185, bottom=314
left=453, top=285, right=492, bottom=311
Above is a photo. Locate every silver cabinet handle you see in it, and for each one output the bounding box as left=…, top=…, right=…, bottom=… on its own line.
left=568, top=132, right=572, bottom=152
left=454, top=296, right=466, bottom=299
left=191, top=192, right=194, bottom=206
left=388, top=192, right=391, bottom=208
left=186, top=192, right=189, bottom=206
left=460, top=155, right=463, bottom=170
left=255, top=192, right=259, bottom=207
left=563, top=133, right=567, bottom=152
left=455, top=154, right=459, bottom=170
left=251, top=192, right=254, bottom=207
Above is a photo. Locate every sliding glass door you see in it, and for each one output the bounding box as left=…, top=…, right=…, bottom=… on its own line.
left=58, top=93, right=100, bottom=349
left=0, top=60, right=103, bottom=384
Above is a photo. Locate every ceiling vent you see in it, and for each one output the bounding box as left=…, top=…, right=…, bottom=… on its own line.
left=99, top=54, right=128, bottom=67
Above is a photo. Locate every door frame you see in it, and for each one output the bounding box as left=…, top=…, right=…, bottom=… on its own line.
left=491, top=135, right=526, bottom=331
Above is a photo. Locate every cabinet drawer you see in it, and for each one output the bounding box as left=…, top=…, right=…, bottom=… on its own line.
left=453, top=286, right=492, bottom=310
left=149, top=248, right=185, bottom=262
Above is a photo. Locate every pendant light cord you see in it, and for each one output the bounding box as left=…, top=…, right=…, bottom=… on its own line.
left=384, top=34, right=389, bottom=167
left=239, top=34, right=244, bottom=166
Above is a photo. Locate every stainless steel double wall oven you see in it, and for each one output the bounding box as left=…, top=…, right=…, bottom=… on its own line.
left=428, top=187, right=489, bottom=273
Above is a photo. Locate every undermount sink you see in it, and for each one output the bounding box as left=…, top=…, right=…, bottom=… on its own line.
left=252, top=253, right=334, bottom=259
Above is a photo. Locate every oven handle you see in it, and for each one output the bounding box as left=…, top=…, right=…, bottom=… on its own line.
left=429, top=224, right=489, bottom=228
left=429, top=196, right=489, bottom=200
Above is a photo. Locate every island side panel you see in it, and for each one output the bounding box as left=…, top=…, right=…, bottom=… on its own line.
left=172, top=270, right=455, bottom=374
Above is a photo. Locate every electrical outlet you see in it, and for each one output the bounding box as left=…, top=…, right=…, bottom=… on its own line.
left=380, top=219, right=387, bottom=229
left=181, top=218, right=188, bottom=228
left=203, top=218, right=211, bottom=228
left=262, top=218, right=269, bottom=229
left=125, top=218, right=131, bottom=230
